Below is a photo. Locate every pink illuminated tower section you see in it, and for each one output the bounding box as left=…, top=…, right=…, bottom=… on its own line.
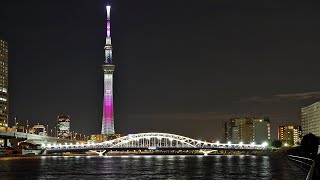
left=101, top=5, right=115, bottom=134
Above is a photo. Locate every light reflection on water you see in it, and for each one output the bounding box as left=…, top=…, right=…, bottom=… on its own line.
left=0, top=155, right=307, bottom=179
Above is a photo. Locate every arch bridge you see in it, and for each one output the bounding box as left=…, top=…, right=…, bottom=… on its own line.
left=43, top=132, right=269, bottom=153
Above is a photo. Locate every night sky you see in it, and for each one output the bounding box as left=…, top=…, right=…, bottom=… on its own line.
left=1, top=0, right=320, bottom=141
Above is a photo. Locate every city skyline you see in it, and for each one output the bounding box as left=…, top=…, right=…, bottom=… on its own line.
left=1, top=0, right=320, bottom=140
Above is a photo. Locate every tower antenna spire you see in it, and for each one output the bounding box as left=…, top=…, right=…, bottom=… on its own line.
left=104, top=5, right=112, bottom=64
left=106, top=5, right=111, bottom=37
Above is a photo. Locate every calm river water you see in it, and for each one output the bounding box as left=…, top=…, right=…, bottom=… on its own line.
left=0, top=155, right=307, bottom=179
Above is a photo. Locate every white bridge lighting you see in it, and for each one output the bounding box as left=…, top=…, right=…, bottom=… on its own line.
left=43, top=133, right=270, bottom=151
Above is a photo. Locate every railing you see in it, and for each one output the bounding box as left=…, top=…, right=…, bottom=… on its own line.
left=287, top=154, right=315, bottom=180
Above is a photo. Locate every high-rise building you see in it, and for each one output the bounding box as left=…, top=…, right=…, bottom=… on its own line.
left=278, top=125, right=302, bottom=146
left=0, top=39, right=8, bottom=127
left=301, top=102, right=320, bottom=137
left=57, top=115, right=70, bottom=138
left=225, top=117, right=270, bottom=144
left=101, top=5, right=115, bottom=134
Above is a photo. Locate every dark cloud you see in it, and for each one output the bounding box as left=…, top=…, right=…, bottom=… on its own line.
left=239, top=91, right=320, bottom=103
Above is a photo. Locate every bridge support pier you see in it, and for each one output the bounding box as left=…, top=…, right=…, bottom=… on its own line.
left=89, top=150, right=107, bottom=156
left=41, top=150, right=47, bottom=155
left=3, top=138, right=9, bottom=147
left=200, top=150, right=216, bottom=156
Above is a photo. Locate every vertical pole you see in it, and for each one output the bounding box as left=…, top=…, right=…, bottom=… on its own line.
left=4, top=138, right=8, bottom=147
left=26, top=120, right=29, bottom=133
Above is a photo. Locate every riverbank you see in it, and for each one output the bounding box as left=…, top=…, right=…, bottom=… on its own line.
left=0, top=147, right=284, bottom=157
left=0, top=152, right=273, bottom=158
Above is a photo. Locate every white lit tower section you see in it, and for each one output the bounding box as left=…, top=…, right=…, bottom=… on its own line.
left=101, top=5, right=115, bottom=134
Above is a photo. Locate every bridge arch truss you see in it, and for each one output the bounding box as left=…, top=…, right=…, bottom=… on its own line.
left=44, top=132, right=268, bottom=151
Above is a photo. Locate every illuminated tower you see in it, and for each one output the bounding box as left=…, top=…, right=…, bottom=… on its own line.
left=101, top=5, right=115, bottom=134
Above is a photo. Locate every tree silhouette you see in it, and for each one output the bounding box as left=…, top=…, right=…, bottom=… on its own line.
left=301, top=133, right=319, bottom=156
left=271, top=140, right=282, bottom=148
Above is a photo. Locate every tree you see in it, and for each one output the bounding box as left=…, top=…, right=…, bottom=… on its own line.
left=271, top=140, right=282, bottom=148
left=301, top=133, right=319, bottom=155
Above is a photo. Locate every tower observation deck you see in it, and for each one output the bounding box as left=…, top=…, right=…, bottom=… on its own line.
left=101, top=5, right=115, bottom=134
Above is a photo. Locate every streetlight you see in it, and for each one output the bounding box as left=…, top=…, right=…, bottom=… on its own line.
left=50, top=129, right=53, bottom=137
left=54, top=127, right=57, bottom=137
left=26, top=120, right=29, bottom=133
left=262, top=142, right=268, bottom=147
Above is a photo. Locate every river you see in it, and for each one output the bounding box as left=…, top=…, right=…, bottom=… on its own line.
left=0, top=155, right=307, bottom=179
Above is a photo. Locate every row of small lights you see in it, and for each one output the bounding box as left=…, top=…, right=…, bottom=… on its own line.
left=215, top=141, right=268, bottom=147
left=43, top=141, right=99, bottom=148
left=127, top=137, right=268, bottom=147
left=43, top=141, right=269, bottom=148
